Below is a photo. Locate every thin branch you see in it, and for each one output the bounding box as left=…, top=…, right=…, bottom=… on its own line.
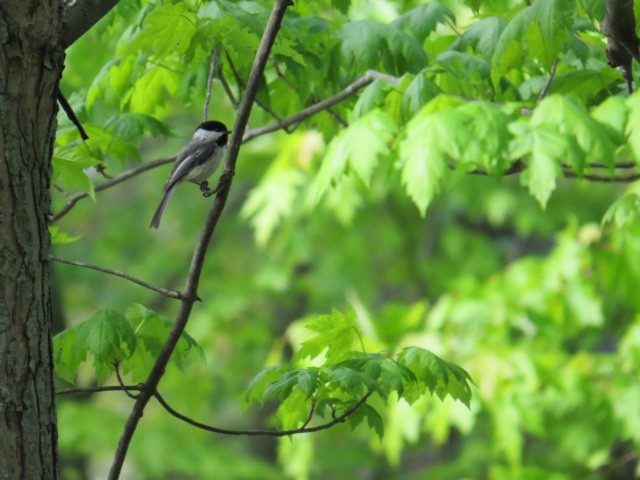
left=50, top=256, right=184, bottom=300
left=107, top=2, right=294, bottom=478
left=243, top=70, right=397, bottom=142
left=564, top=171, right=640, bottom=182
left=114, top=363, right=139, bottom=400
left=203, top=48, right=219, bottom=121
left=225, top=50, right=294, bottom=132
left=153, top=390, right=370, bottom=437
left=219, top=70, right=241, bottom=111
left=50, top=156, right=175, bottom=222
left=538, top=59, right=558, bottom=102
left=224, top=50, right=245, bottom=104
left=57, top=88, right=89, bottom=140
left=301, top=398, right=317, bottom=429
left=56, top=385, right=142, bottom=396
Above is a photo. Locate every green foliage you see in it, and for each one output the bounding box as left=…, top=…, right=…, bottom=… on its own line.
left=53, top=305, right=201, bottom=383
left=245, top=307, right=473, bottom=439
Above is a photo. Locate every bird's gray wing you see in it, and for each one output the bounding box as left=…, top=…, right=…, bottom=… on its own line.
left=164, top=142, right=217, bottom=191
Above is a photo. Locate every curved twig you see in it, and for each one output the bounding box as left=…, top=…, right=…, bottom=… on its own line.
left=153, top=390, right=370, bottom=437
left=50, top=256, right=184, bottom=300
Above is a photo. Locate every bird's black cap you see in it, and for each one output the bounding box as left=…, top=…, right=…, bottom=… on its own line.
left=198, top=120, right=231, bottom=134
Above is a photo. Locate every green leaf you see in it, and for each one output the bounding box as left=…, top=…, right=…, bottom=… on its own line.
left=53, top=329, right=82, bottom=383
left=124, top=304, right=202, bottom=372
left=105, top=113, right=171, bottom=142
left=397, top=97, right=467, bottom=215
left=315, top=109, right=397, bottom=199
left=509, top=122, right=568, bottom=208
left=263, top=369, right=320, bottom=402
left=245, top=365, right=290, bottom=406
left=400, top=71, right=441, bottom=120
left=295, top=306, right=359, bottom=365
left=492, top=0, right=576, bottom=82
left=277, top=388, right=312, bottom=430
left=531, top=95, right=615, bottom=170
left=338, top=20, right=428, bottom=75
left=128, top=4, right=199, bottom=59
left=451, top=17, right=508, bottom=60
left=49, top=226, right=81, bottom=245
left=391, top=2, right=455, bottom=43
left=128, top=66, right=181, bottom=115
left=73, top=310, right=137, bottom=381
left=52, top=148, right=99, bottom=200
left=397, top=347, right=473, bottom=407
left=348, top=403, right=384, bottom=440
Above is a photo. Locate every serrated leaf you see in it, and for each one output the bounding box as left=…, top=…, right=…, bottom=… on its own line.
left=52, top=149, right=99, bottom=200
left=53, top=329, right=82, bottom=383
left=105, top=113, right=171, bottom=142
left=125, top=304, right=202, bottom=372
left=73, top=310, right=137, bottom=381
left=245, top=365, right=290, bottom=406
left=397, top=347, right=473, bottom=407
left=492, top=0, right=576, bottom=82
left=397, top=99, right=467, bottom=215
left=400, top=71, right=441, bottom=119
left=531, top=95, right=615, bottom=170
left=49, top=226, right=81, bottom=245
left=391, top=2, right=455, bottom=43
left=128, top=4, right=199, bottom=59
left=338, top=20, right=427, bottom=75
left=451, top=17, right=508, bottom=60
left=315, top=110, right=397, bottom=199
left=277, top=388, right=312, bottom=430
left=509, top=122, right=568, bottom=207
left=295, top=306, right=359, bottom=365
left=128, top=66, right=181, bottom=115
left=263, top=369, right=320, bottom=402
left=347, top=403, right=384, bottom=440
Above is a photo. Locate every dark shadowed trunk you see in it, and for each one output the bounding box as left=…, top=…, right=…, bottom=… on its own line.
left=0, top=1, right=65, bottom=478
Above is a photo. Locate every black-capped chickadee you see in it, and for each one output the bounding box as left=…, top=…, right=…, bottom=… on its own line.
left=150, top=120, right=232, bottom=229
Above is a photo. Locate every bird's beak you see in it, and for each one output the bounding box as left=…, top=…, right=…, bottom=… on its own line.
left=227, top=130, right=233, bottom=134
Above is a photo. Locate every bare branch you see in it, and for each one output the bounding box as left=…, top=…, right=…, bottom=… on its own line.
left=243, top=70, right=397, bottom=142
left=203, top=48, right=219, bottom=121
left=50, top=256, right=184, bottom=300
left=107, top=2, right=294, bottom=478
left=114, top=363, right=139, bottom=400
left=538, top=59, right=558, bottom=102
left=57, top=88, right=89, bottom=140
left=62, top=0, right=121, bottom=47
left=153, top=390, right=371, bottom=437
left=50, top=156, right=175, bottom=223
left=56, top=385, right=142, bottom=396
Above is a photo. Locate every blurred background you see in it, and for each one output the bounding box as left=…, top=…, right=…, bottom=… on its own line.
left=52, top=0, right=640, bottom=478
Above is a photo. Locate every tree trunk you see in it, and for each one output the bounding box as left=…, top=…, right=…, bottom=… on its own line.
left=0, top=1, right=64, bottom=478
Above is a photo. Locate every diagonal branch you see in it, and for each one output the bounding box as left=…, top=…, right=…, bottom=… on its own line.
left=107, top=1, right=294, bottom=478
left=62, top=0, right=121, bottom=47
left=242, top=70, right=397, bottom=142
left=50, top=256, right=184, bottom=300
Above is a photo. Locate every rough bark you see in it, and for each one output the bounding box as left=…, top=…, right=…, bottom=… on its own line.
left=0, top=1, right=65, bottom=478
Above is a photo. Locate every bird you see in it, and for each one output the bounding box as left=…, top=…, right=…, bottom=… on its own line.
left=149, top=120, right=231, bottom=229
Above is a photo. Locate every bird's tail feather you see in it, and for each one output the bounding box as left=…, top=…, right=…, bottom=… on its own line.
left=149, top=185, right=177, bottom=229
